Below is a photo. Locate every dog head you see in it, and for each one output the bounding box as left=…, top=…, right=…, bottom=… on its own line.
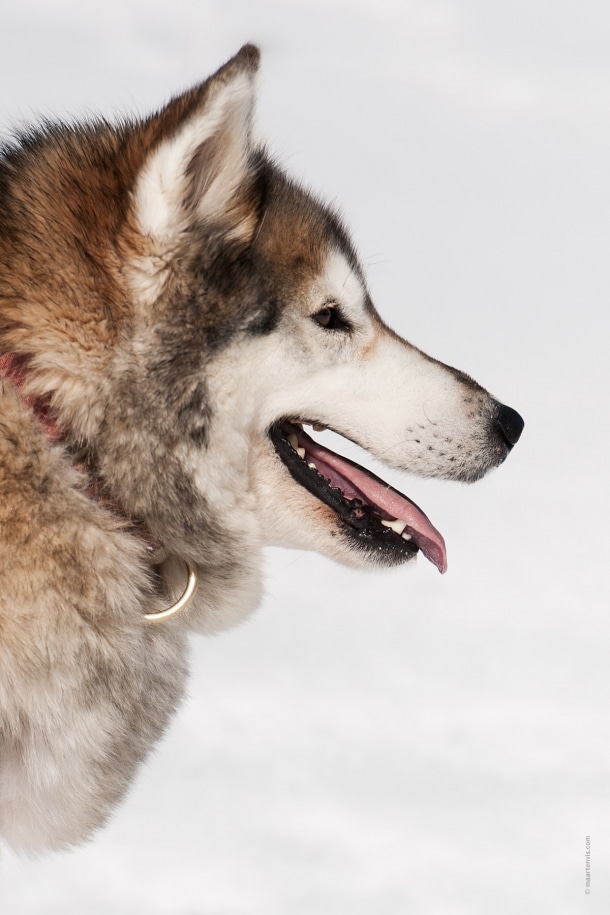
left=126, top=46, right=522, bottom=571
left=0, top=46, right=523, bottom=626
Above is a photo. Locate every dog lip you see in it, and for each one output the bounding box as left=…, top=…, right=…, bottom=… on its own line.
left=269, top=420, right=448, bottom=573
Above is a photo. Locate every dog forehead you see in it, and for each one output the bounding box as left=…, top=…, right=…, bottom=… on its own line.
left=256, top=170, right=359, bottom=270
left=315, top=250, right=365, bottom=307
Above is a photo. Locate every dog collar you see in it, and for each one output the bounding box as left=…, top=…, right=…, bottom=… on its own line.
left=0, top=351, right=198, bottom=623
left=0, top=352, right=63, bottom=440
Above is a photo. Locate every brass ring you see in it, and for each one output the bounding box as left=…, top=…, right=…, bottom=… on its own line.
left=145, top=560, right=198, bottom=624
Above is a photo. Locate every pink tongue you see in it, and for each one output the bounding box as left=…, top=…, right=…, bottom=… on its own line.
left=304, top=435, right=448, bottom=574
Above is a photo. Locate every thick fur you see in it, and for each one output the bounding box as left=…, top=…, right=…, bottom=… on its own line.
left=0, top=46, right=522, bottom=852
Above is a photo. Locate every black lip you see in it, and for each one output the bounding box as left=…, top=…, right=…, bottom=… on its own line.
left=268, top=421, right=419, bottom=562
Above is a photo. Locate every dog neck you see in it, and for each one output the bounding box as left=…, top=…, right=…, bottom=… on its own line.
left=0, top=350, right=198, bottom=623
left=0, top=350, right=155, bottom=547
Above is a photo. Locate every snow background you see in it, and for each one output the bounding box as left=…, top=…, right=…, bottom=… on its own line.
left=1, top=0, right=608, bottom=912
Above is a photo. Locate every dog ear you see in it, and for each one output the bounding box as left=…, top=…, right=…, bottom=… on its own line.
left=134, top=44, right=260, bottom=244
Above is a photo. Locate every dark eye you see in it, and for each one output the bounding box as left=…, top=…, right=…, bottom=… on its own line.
left=312, top=306, right=350, bottom=331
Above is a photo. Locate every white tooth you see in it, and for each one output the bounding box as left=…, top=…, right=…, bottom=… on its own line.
left=287, top=434, right=299, bottom=450
left=308, top=462, right=317, bottom=470
left=381, top=518, right=408, bottom=535
left=296, top=447, right=306, bottom=459
left=401, top=531, right=412, bottom=541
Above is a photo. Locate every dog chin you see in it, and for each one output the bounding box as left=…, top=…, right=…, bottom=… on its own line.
left=253, top=450, right=423, bottom=571
left=259, top=501, right=418, bottom=569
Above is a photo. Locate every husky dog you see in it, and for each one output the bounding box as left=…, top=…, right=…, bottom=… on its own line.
left=0, top=45, right=523, bottom=852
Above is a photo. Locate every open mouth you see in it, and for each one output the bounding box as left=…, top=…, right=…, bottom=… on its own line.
left=269, top=420, right=447, bottom=573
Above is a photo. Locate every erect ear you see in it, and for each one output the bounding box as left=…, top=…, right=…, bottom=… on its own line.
left=134, top=44, right=260, bottom=244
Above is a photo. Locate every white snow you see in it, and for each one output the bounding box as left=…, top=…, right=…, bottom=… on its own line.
left=1, top=2, right=608, bottom=913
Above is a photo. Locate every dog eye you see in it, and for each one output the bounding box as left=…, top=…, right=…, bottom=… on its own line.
left=312, top=306, right=350, bottom=331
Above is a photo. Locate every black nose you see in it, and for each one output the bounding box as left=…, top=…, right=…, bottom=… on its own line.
left=496, top=404, right=524, bottom=448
